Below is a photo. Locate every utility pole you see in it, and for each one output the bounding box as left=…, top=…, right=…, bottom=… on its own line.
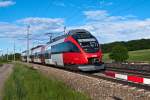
left=7, top=48, right=8, bottom=61
left=27, top=25, right=30, bottom=63
left=14, top=40, right=16, bottom=61
left=0, top=49, right=2, bottom=60
left=48, top=34, right=52, bottom=42
left=20, top=48, right=22, bottom=61
left=49, top=35, right=52, bottom=42
left=64, top=26, right=66, bottom=35
left=45, top=33, right=53, bottom=42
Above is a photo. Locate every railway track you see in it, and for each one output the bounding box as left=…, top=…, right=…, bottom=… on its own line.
left=91, top=73, right=150, bottom=91
left=78, top=71, right=150, bottom=91
left=64, top=66, right=150, bottom=91
left=106, top=67, right=150, bottom=77
left=21, top=62, right=150, bottom=91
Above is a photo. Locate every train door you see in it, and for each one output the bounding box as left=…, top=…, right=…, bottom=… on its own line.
left=51, top=54, right=64, bottom=66
left=41, top=46, right=45, bottom=64
left=51, top=39, right=64, bottom=66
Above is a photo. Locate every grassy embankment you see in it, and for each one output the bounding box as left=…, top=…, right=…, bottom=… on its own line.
left=0, top=60, right=10, bottom=67
left=2, top=63, right=90, bottom=100
left=103, top=49, right=150, bottom=63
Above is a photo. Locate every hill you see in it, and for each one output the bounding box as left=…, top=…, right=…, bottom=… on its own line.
left=101, top=39, right=150, bottom=53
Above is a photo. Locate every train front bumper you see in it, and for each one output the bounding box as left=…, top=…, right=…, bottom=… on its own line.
left=78, top=63, right=105, bottom=71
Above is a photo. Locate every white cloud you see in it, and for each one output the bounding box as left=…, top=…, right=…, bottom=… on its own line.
left=0, top=0, right=15, bottom=7
left=0, top=22, right=24, bottom=37
left=84, top=10, right=136, bottom=22
left=84, top=10, right=108, bottom=21
left=17, top=17, right=64, bottom=34
left=72, top=10, right=150, bottom=43
left=0, top=17, right=65, bottom=50
left=99, top=1, right=113, bottom=6
left=0, top=17, right=65, bottom=38
left=17, top=17, right=64, bottom=25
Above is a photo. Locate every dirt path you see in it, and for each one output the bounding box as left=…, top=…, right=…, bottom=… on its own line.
left=0, top=64, right=13, bottom=100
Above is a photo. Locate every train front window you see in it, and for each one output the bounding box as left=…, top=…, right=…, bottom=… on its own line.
left=72, top=33, right=99, bottom=53
left=78, top=38, right=99, bottom=53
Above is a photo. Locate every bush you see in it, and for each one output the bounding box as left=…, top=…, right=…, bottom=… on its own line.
left=109, top=45, right=129, bottom=62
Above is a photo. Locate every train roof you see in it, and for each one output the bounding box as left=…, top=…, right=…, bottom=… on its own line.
left=31, top=45, right=44, bottom=50
left=22, top=50, right=27, bottom=53
left=68, top=29, right=90, bottom=35
left=47, top=29, right=90, bottom=44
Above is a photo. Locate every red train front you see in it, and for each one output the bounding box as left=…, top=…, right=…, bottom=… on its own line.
left=44, top=29, right=105, bottom=71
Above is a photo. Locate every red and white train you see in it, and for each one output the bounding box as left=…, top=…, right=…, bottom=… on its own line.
left=22, top=29, right=105, bottom=71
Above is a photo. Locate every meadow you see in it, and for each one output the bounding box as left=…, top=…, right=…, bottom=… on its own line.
left=0, top=59, right=10, bottom=66
left=2, top=63, right=90, bottom=100
left=103, top=49, right=150, bottom=63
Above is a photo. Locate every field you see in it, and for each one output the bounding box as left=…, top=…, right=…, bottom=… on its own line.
left=2, top=63, right=90, bottom=100
left=0, top=60, right=10, bottom=66
left=103, top=49, right=150, bottom=63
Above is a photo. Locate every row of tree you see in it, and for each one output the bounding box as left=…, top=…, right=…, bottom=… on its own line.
left=101, top=39, right=150, bottom=53
left=0, top=53, right=21, bottom=61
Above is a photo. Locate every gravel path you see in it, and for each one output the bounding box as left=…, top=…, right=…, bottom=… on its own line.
left=0, top=64, right=13, bottom=100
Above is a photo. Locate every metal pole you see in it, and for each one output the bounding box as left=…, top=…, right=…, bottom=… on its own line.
left=14, top=40, right=16, bottom=61
left=45, top=33, right=53, bottom=42
left=0, top=50, right=2, bottom=60
left=2, top=51, right=4, bottom=60
left=64, top=26, right=66, bottom=35
left=49, top=35, right=52, bottom=42
left=7, top=48, right=8, bottom=61
left=27, top=25, right=30, bottom=63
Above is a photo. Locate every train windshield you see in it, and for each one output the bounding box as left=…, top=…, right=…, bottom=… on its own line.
left=72, top=32, right=99, bottom=53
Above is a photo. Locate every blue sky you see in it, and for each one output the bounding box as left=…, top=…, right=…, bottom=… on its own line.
left=0, top=0, right=150, bottom=54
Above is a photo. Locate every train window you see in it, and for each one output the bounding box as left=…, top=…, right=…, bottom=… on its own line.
left=38, top=53, right=43, bottom=58
left=44, top=51, right=51, bottom=59
left=45, top=53, right=49, bottom=59
left=51, top=41, right=80, bottom=54
left=34, top=53, right=38, bottom=58
left=72, top=32, right=93, bottom=39
left=72, top=33, right=100, bottom=53
left=79, top=40, right=99, bottom=53
left=38, top=54, right=40, bottom=58
left=29, top=55, right=33, bottom=58
left=24, top=56, right=27, bottom=59
left=34, top=52, right=42, bottom=58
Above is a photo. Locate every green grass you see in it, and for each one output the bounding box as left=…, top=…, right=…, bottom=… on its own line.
left=0, top=59, right=10, bottom=67
left=0, top=59, right=11, bottom=64
left=103, top=49, right=150, bottom=63
left=2, top=63, right=90, bottom=100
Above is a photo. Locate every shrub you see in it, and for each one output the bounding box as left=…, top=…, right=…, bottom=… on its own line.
left=109, top=45, right=129, bottom=62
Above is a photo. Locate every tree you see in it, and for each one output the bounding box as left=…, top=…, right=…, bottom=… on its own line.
left=109, top=45, right=129, bottom=62
left=101, top=39, right=150, bottom=53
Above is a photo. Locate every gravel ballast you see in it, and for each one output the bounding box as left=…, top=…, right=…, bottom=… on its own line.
left=23, top=62, right=150, bottom=100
